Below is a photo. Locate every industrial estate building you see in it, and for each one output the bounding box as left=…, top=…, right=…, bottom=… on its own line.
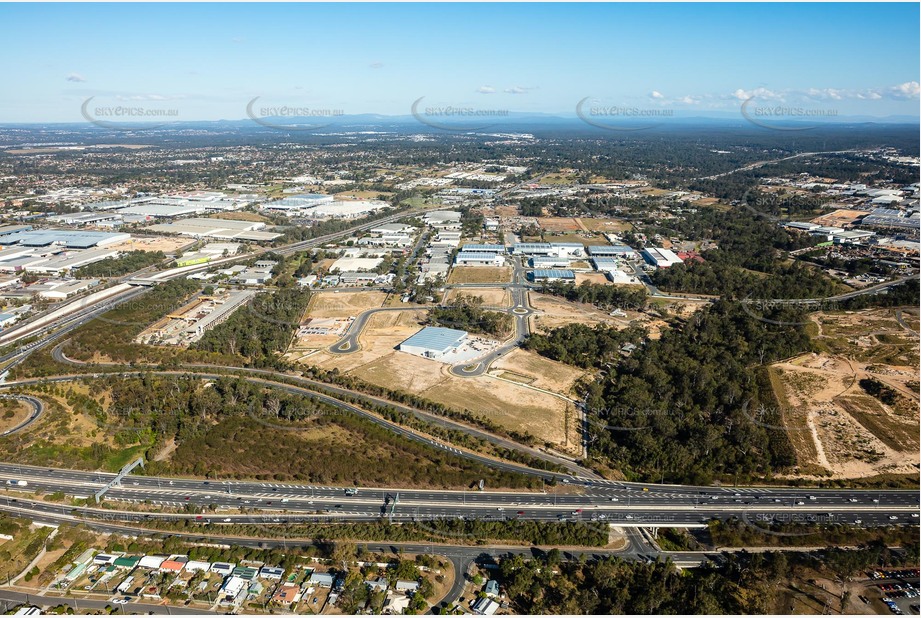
left=148, top=218, right=282, bottom=242
left=136, top=289, right=255, bottom=346
left=529, top=269, right=576, bottom=282
left=455, top=252, right=504, bottom=267
left=398, top=326, right=468, bottom=359
left=641, top=247, right=684, bottom=268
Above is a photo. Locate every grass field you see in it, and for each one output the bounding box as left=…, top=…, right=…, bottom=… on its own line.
left=446, top=267, right=512, bottom=284
left=835, top=395, right=919, bottom=453
left=157, top=413, right=534, bottom=489
left=0, top=387, right=153, bottom=473
left=768, top=366, right=825, bottom=475
left=0, top=517, right=54, bottom=583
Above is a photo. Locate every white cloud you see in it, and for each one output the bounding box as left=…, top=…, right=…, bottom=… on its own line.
left=734, top=87, right=784, bottom=102
left=650, top=90, right=665, bottom=99
left=476, top=85, right=495, bottom=94
left=889, top=81, right=920, bottom=99
left=805, top=88, right=846, bottom=100
left=65, top=73, right=86, bottom=83
left=505, top=86, right=536, bottom=95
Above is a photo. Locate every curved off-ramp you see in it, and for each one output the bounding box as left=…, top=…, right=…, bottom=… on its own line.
left=0, top=394, right=45, bottom=436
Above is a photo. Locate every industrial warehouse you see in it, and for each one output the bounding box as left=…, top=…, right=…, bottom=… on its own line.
left=135, top=289, right=255, bottom=346
left=147, top=218, right=282, bottom=242
left=397, top=325, right=501, bottom=364
left=0, top=228, right=133, bottom=275
left=398, top=326, right=468, bottom=359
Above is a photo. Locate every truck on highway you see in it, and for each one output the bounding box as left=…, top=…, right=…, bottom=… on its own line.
left=5, top=479, right=27, bottom=487
left=345, top=488, right=358, bottom=496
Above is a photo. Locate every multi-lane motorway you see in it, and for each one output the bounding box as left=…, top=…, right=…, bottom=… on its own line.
left=0, top=462, right=917, bottom=530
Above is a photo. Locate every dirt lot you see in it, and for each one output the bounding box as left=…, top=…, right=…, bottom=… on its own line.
left=575, top=272, right=613, bottom=286
left=537, top=217, right=581, bottom=232
left=306, top=291, right=388, bottom=318
left=528, top=292, right=623, bottom=332
left=810, top=209, right=868, bottom=227
left=444, top=287, right=510, bottom=307
left=446, top=267, right=512, bottom=284
left=106, top=236, right=193, bottom=254
left=545, top=232, right=613, bottom=246
left=490, top=348, right=587, bottom=395
left=812, top=307, right=919, bottom=367
left=578, top=218, right=633, bottom=233
left=769, top=352, right=919, bottom=480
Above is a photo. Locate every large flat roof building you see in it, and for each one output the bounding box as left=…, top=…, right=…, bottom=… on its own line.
left=460, top=243, right=506, bottom=253
left=455, top=252, right=503, bottom=266
left=0, top=230, right=130, bottom=249
left=587, top=244, right=637, bottom=257
left=399, top=326, right=468, bottom=359
left=529, top=269, right=576, bottom=282
left=148, top=218, right=282, bottom=242
left=641, top=247, right=684, bottom=268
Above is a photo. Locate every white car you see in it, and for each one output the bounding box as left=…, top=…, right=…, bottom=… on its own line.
left=848, top=498, right=858, bottom=503
left=889, top=515, right=899, bottom=520
left=609, top=497, right=619, bottom=502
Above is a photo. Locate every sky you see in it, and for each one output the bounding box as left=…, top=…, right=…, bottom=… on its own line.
left=0, top=2, right=918, bottom=123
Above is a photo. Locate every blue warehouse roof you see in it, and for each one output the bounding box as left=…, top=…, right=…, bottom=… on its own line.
left=400, top=326, right=468, bottom=352
left=531, top=269, right=575, bottom=279
left=460, top=244, right=506, bottom=252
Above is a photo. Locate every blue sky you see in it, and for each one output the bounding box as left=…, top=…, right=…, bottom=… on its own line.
left=0, top=3, right=918, bottom=123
